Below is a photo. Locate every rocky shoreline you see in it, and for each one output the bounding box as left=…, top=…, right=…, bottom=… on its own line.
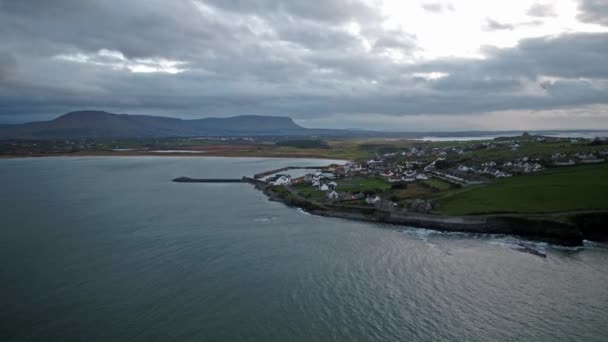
left=252, top=180, right=607, bottom=247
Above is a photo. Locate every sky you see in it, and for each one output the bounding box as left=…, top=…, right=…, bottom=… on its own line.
left=1, top=0, right=608, bottom=131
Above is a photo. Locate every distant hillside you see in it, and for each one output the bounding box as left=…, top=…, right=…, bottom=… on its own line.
left=0, top=111, right=308, bottom=139
left=1, top=110, right=605, bottom=140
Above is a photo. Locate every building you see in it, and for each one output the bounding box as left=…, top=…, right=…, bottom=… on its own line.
left=365, top=195, right=381, bottom=205
left=327, top=190, right=339, bottom=199
left=273, top=175, right=291, bottom=185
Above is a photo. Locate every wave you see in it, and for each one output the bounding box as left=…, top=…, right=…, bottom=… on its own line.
left=297, top=208, right=312, bottom=216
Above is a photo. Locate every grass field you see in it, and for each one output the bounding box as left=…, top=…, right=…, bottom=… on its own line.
left=423, top=178, right=453, bottom=191
left=337, top=177, right=391, bottom=193
left=438, top=163, right=608, bottom=215
left=292, top=184, right=326, bottom=201
left=385, top=183, right=435, bottom=201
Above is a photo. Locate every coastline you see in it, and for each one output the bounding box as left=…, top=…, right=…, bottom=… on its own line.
left=248, top=179, right=607, bottom=247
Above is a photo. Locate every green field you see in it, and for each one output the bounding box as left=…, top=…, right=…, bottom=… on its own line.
left=423, top=178, right=453, bottom=191
left=336, top=177, right=391, bottom=193
left=292, top=184, right=327, bottom=201
left=438, top=163, right=608, bottom=215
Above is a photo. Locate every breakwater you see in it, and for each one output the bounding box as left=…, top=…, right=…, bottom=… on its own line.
left=173, top=177, right=244, bottom=183
left=253, top=166, right=327, bottom=179
left=172, top=176, right=269, bottom=188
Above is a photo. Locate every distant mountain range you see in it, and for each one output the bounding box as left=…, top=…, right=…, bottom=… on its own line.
left=0, top=110, right=606, bottom=140
left=0, top=111, right=312, bottom=139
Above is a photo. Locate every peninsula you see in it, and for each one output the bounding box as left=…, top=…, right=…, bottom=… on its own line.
left=173, top=132, right=608, bottom=247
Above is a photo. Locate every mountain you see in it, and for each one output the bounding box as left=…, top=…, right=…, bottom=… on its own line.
left=0, top=111, right=309, bottom=139
left=2, top=110, right=605, bottom=140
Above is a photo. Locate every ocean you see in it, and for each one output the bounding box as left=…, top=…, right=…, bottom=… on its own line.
left=1, top=157, right=607, bottom=341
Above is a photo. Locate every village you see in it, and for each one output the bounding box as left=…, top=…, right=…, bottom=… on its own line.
left=264, top=134, right=608, bottom=214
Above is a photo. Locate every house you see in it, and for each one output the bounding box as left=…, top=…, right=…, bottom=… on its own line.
left=340, top=192, right=364, bottom=201
left=388, top=176, right=402, bottom=183
left=328, top=181, right=338, bottom=190
left=424, top=158, right=445, bottom=172
left=321, top=172, right=336, bottom=179
left=319, top=183, right=329, bottom=191
left=365, top=195, right=381, bottom=205
left=345, top=161, right=362, bottom=171
left=406, top=199, right=433, bottom=213
left=403, top=170, right=416, bottom=177
left=303, top=174, right=314, bottom=183
left=493, top=170, right=512, bottom=178
left=580, top=158, right=605, bottom=164
left=273, top=175, right=291, bottom=185
left=375, top=199, right=397, bottom=210
left=554, top=159, right=575, bottom=166
left=327, top=190, right=339, bottom=199
left=415, top=174, right=429, bottom=180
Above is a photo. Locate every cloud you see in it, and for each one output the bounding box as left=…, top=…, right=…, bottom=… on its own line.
left=421, top=2, right=454, bottom=13
left=527, top=3, right=557, bottom=17
left=0, top=52, right=18, bottom=83
left=54, top=49, right=189, bottom=74
left=483, top=19, right=515, bottom=31
left=577, top=0, right=608, bottom=26
left=0, top=0, right=607, bottom=130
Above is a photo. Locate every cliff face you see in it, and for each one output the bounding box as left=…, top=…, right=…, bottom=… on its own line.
left=570, top=212, right=608, bottom=242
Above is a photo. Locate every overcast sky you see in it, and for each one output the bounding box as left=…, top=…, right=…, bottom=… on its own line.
left=1, top=0, right=607, bottom=131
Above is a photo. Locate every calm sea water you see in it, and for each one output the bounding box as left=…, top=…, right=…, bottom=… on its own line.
left=1, top=157, right=608, bottom=342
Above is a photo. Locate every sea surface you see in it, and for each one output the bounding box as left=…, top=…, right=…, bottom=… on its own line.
left=1, top=157, right=608, bottom=342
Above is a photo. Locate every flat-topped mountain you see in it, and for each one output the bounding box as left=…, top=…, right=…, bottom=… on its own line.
left=2, top=110, right=605, bottom=140
left=0, top=111, right=307, bottom=139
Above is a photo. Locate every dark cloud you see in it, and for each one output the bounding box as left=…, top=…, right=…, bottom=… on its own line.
left=577, top=0, right=608, bottom=26
left=0, top=52, right=18, bottom=83
left=372, top=30, right=418, bottom=53
left=0, top=0, right=607, bottom=129
left=202, top=0, right=381, bottom=24
left=483, top=33, right=608, bottom=79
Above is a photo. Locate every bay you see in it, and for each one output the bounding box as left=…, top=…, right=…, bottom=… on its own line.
left=1, top=157, right=607, bottom=341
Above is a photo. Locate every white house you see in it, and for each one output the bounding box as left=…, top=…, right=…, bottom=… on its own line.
left=415, top=174, right=429, bottom=180
left=554, top=159, right=575, bottom=166
left=327, top=190, right=339, bottom=199
left=328, top=181, right=338, bottom=190
left=273, top=175, right=291, bottom=185
left=319, top=183, right=329, bottom=191
left=365, top=195, right=381, bottom=205
left=403, top=170, right=416, bottom=177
